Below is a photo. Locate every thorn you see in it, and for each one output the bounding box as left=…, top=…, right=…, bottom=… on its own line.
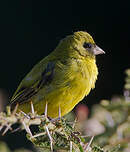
left=44, top=102, right=48, bottom=117
left=10, top=127, right=21, bottom=133
left=70, top=141, right=73, bottom=152
left=6, top=106, right=11, bottom=116
left=22, top=121, right=33, bottom=137
left=20, top=110, right=30, bottom=119
left=58, top=106, right=61, bottom=119
left=12, top=103, right=19, bottom=115
left=31, top=132, right=46, bottom=138
left=0, top=125, right=3, bottom=131
left=30, top=101, right=35, bottom=115
left=72, top=118, right=77, bottom=129
left=81, top=135, right=91, bottom=138
left=85, top=136, right=94, bottom=152
left=45, top=126, right=53, bottom=152
left=2, top=124, right=12, bottom=135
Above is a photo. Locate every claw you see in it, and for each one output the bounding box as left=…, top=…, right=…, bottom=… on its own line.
left=45, top=126, right=53, bottom=152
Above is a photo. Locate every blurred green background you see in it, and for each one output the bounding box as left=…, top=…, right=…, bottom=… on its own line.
left=0, top=0, right=130, bottom=151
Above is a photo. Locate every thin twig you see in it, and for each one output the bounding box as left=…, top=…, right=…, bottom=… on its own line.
left=45, top=126, right=53, bottom=152
left=22, top=121, right=33, bottom=137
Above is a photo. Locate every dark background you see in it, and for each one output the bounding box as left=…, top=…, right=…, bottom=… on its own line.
left=0, top=0, right=130, bottom=151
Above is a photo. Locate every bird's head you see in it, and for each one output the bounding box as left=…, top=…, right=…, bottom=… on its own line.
left=55, top=31, right=105, bottom=59
left=71, top=31, right=105, bottom=58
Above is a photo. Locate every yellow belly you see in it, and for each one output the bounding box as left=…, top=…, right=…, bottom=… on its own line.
left=18, top=75, right=92, bottom=118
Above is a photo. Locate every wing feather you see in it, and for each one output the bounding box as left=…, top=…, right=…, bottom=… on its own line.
left=11, top=61, right=55, bottom=106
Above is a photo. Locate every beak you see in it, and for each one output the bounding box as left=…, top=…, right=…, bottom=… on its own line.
left=93, top=45, right=105, bottom=55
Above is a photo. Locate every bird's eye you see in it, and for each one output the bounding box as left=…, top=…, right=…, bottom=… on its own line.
left=83, top=42, right=92, bottom=49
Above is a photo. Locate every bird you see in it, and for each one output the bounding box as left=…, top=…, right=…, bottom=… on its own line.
left=11, top=31, right=105, bottom=118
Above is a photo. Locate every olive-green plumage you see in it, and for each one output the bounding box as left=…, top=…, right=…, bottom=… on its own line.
left=11, top=31, right=105, bottom=118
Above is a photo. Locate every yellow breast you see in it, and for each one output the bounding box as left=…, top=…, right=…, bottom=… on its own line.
left=18, top=57, right=98, bottom=118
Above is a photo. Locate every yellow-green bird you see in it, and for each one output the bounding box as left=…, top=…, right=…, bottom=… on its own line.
left=11, top=31, right=105, bottom=118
